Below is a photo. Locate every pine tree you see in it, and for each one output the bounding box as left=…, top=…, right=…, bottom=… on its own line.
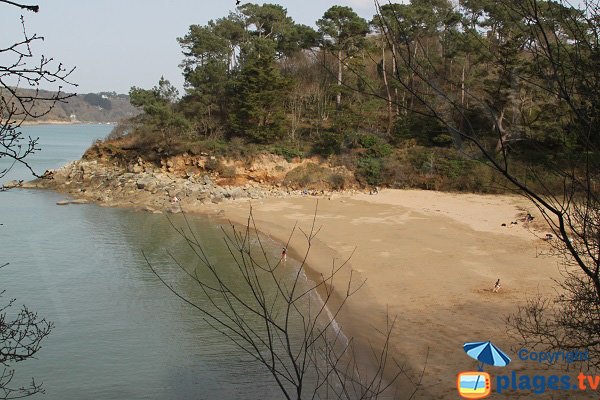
left=228, top=40, right=291, bottom=144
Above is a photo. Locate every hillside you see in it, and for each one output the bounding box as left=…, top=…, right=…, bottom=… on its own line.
left=6, top=89, right=140, bottom=124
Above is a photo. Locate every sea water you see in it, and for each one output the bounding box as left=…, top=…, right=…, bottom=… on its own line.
left=0, top=125, right=293, bottom=399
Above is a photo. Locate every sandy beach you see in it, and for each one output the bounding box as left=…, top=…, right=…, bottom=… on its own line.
left=28, top=157, right=588, bottom=398
left=197, top=189, right=574, bottom=399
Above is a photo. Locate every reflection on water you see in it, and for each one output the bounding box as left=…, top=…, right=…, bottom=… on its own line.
left=3, top=194, right=286, bottom=399
left=0, top=125, right=298, bottom=399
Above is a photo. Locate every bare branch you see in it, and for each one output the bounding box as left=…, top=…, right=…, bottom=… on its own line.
left=0, top=0, right=38, bottom=13
left=147, top=207, right=412, bottom=399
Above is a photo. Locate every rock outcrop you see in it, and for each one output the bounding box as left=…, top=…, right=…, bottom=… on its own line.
left=24, top=156, right=360, bottom=213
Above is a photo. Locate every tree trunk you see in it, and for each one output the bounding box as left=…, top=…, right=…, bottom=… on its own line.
left=392, top=43, right=400, bottom=115
left=409, top=44, right=418, bottom=111
left=461, top=63, right=465, bottom=108
left=495, top=109, right=510, bottom=154
left=336, top=49, right=342, bottom=109
left=381, top=40, right=393, bottom=135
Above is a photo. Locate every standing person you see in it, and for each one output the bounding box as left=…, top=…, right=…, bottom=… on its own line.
left=281, top=247, right=287, bottom=262
left=493, top=279, right=501, bottom=293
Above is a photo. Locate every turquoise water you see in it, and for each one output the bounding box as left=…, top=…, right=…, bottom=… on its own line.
left=0, top=125, right=287, bottom=399
left=0, top=124, right=107, bottom=182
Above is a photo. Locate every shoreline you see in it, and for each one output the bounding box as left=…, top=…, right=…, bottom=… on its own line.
left=19, top=120, right=115, bottom=126
left=20, top=158, right=571, bottom=398
left=203, top=201, right=408, bottom=395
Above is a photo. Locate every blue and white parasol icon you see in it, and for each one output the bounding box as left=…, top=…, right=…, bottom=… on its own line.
left=463, top=341, right=511, bottom=370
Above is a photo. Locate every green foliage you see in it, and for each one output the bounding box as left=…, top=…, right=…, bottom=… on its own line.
left=352, top=133, right=393, bottom=185
left=239, top=3, right=316, bottom=57
left=116, top=0, right=596, bottom=196
left=129, top=77, right=191, bottom=146
left=357, top=134, right=377, bottom=149
left=312, top=131, right=344, bottom=156
left=357, top=157, right=383, bottom=185
left=393, top=114, right=451, bottom=147
left=199, top=139, right=229, bottom=154
left=317, top=6, right=369, bottom=54
left=270, top=145, right=304, bottom=161
left=228, top=44, right=290, bottom=143
left=358, top=134, right=393, bottom=157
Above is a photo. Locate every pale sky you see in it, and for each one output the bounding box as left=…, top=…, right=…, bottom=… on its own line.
left=0, top=1, right=378, bottom=95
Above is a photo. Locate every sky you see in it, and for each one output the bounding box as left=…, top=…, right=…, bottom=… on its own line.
left=0, top=0, right=378, bottom=95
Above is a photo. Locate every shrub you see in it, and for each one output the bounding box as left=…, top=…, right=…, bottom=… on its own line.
left=284, top=163, right=341, bottom=189
left=312, top=131, right=344, bottom=156
left=204, top=158, right=222, bottom=172
left=408, top=148, right=434, bottom=173
left=431, top=133, right=454, bottom=146
left=202, top=139, right=229, bottom=154
left=271, top=145, right=304, bottom=162
left=357, top=157, right=383, bottom=186
left=358, top=134, right=378, bottom=149
left=328, top=173, right=346, bottom=190
left=369, top=142, right=393, bottom=158
left=393, top=113, right=450, bottom=147
left=220, top=165, right=237, bottom=178
left=106, top=120, right=133, bottom=140
left=358, top=134, right=393, bottom=158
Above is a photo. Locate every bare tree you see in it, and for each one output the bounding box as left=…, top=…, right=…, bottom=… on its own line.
left=1, top=0, right=76, bottom=179
left=0, top=1, right=75, bottom=397
left=146, top=206, right=418, bottom=399
left=0, top=289, right=53, bottom=400
left=359, top=0, right=600, bottom=367
left=508, top=267, right=600, bottom=369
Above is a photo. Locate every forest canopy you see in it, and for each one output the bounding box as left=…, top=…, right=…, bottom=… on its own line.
left=118, top=0, right=598, bottom=191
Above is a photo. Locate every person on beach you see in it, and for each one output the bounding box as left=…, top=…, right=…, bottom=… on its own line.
left=281, top=247, right=287, bottom=262
left=493, top=279, right=501, bottom=293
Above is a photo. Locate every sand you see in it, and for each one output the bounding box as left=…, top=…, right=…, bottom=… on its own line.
left=195, top=189, right=577, bottom=399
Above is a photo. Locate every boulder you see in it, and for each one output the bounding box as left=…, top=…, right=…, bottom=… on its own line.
left=197, top=191, right=210, bottom=201
left=70, top=199, right=89, bottom=205
left=136, top=177, right=156, bottom=191
left=167, top=187, right=180, bottom=197
left=202, top=175, right=212, bottom=185
left=248, top=189, right=262, bottom=199
left=230, top=187, right=244, bottom=200
left=3, top=180, right=22, bottom=189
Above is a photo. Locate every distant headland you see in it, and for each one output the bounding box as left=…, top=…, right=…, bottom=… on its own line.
left=4, top=88, right=140, bottom=125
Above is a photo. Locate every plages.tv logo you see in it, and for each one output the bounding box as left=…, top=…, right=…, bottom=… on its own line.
left=457, top=341, right=511, bottom=399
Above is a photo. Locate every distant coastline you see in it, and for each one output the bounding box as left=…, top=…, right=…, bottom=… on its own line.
left=19, top=119, right=115, bottom=126
left=4, top=88, right=139, bottom=126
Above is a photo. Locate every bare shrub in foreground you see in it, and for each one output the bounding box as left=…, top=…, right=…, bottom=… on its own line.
left=146, top=206, right=420, bottom=399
